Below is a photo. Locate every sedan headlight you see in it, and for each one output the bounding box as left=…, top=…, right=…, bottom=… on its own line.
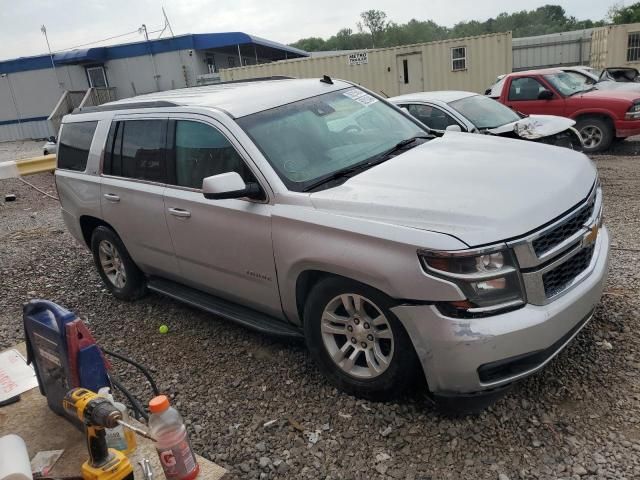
left=419, top=246, right=526, bottom=317
left=625, top=101, right=640, bottom=119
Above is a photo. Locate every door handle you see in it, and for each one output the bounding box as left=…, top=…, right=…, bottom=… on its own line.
left=103, top=193, right=120, bottom=202
left=168, top=207, right=191, bottom=218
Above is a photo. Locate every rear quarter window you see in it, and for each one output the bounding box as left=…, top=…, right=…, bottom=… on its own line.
left=57, top=121, right=98, bottom=171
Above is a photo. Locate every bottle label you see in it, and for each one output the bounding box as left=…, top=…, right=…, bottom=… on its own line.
left=157, top=438, right=198, bottom=478
left=105, top=425, right=128, bottom=451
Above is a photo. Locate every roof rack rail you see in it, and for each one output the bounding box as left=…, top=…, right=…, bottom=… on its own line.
left=211, top=75, right=295, bottom=85
left=71, top=77, right=295, bottom=114
left=72, top=100, right=179, bottom=114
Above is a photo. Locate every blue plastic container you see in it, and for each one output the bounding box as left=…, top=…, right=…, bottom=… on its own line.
left=23, top=300, right=109, bottom=427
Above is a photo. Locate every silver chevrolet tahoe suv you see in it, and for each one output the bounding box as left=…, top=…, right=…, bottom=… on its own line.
left=55, top=78, right=609, bottom=411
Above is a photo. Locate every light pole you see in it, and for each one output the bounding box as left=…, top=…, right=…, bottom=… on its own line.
left=41, top=25, right=63, bottom=90
left=2, top=73, right=24, bottom=138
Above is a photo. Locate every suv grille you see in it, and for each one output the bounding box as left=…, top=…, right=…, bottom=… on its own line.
left=542, top=244, right=595, bottom=298
left=532, top=195, right=596, bottom=256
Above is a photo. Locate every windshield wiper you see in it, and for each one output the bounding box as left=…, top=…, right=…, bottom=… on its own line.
left=302, top=135, right=430, bottom=192
left=302, top=163, right=372, bottom=192
left=374, top=135, right=430, bottom=163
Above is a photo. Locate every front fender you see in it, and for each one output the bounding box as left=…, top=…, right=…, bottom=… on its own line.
left=569, top=107, right=618, bottom=122
left=272, top=205, right=467, bottom=325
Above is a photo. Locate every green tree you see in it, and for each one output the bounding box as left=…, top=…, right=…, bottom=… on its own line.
left=290, top=37, right=326, bottom=51
left=360, top=9, right=388, bottom=47
left=608, top=2, right=640, bottom=24
left=289, top=5, right=607, bottom=52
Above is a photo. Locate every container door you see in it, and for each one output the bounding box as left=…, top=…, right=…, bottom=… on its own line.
left=397, top=53, right=424, bottom=95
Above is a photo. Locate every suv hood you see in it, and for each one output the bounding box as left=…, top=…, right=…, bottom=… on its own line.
left=310, top=132, right=596, bottom=247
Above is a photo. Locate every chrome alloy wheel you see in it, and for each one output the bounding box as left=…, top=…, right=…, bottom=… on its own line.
left=580, top=125, right=603, bottom=150
left=321, top=293, right=394, bottom=379
left=98, top=240, right=126, bottom=288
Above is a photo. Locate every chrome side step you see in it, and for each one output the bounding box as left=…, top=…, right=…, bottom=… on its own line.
left=147, top=277, right=303, bottom=339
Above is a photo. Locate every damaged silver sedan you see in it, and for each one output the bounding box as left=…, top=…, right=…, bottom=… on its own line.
left=391, top=91, right=583, bottom=150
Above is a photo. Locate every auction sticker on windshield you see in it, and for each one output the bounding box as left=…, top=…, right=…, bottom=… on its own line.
left=342, top=88, right=378, bottom=106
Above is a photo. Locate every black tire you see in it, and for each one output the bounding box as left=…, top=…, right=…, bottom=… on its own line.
left=576, top=116, right=614, bottom=153
left=303, top=277, right=421, bottom=401
left=90, top=226, right=147, bottom=301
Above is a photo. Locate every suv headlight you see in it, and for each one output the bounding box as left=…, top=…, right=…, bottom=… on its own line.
left=419, top=246, right=526, bottom=317
left=625, top=101, right=640, bottom=119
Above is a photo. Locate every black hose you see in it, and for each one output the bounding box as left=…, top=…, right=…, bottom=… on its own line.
left=102, top=348, right=160, bottom=396
left=110, top=376, right=149, bottom=421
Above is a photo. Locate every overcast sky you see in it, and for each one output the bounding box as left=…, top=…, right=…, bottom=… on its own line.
left=0, top=0, right=616, bottom=61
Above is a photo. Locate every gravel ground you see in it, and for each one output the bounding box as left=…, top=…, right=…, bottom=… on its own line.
left=1, top=140, right=639, bottom=480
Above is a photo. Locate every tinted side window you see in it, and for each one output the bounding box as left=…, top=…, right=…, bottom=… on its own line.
left=57, top=121, right=98, bottom=171
left=405, top=104, right=460, bottom=131
left=106, top=120, right=167, bottom=182
left=170, top=120, right=253, bottom=189
left=508, top=77, right=547, bottom=101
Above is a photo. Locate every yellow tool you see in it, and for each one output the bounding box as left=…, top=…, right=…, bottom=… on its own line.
left=63, top=388, right=134, bottom=480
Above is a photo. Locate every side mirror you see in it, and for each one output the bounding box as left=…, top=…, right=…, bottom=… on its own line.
left=538, top=89, right=554, bottom=100
left=445, top=124, right=462, bottom=132
left=202, top=172, right=262, bottom=200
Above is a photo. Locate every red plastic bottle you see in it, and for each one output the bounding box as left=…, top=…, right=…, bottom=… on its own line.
left=149, top=395, right=199, bottom=480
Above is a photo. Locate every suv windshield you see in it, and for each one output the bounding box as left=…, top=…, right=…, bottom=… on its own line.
left=448, top=94, right=520, bottom=129
left=236, top=88, right=426, bottom=192
left=544, top=72, right=592, bottom=96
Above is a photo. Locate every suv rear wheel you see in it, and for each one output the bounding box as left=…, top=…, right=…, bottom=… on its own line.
left=576, top=116, right=613, bottom=153
left=91, top=226, right=147, bottom=301
left=303, top=277, right=420, bottom=400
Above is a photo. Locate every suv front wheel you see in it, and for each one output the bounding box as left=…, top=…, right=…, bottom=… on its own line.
left=304, top=277, right=420, bottom=400
left=91, top=226, right=147, bottom=301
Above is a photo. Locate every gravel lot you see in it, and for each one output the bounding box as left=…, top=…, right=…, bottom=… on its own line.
left=1, top=140, right=639, bottom=480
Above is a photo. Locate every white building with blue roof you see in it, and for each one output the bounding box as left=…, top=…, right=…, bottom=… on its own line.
left=0, top=32, right=308, bottom=141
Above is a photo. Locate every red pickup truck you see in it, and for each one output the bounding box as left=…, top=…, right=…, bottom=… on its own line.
left=491, top=68, right=640, bottom=152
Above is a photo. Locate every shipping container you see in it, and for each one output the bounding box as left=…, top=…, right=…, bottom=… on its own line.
left=591, top=23, right=640, bottom=69
left=220, top=32, right=512, bottom=96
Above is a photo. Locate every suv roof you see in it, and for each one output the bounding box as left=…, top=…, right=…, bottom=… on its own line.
left=95, top=78, right=353, bottom=118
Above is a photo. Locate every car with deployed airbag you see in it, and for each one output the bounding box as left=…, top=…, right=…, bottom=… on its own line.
left=54, top=78, right=609, bottom=412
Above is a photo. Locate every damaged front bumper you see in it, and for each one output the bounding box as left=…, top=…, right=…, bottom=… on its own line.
left=391, top=226, right=609, bottom=396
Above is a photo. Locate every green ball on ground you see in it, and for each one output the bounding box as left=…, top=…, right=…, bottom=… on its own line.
left=159, top=324, right=169, bottom=334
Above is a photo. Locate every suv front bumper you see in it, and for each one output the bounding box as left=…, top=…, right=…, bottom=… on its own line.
left=392, top=225, right=610, bottom=395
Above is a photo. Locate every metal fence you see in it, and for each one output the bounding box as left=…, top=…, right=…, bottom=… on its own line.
left=512, top=29, right=593, bottom=71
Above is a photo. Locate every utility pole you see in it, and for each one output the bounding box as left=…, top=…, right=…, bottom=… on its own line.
left=41, top=25, right=63, bottom=90
left=140, top=23, right=160, bottom=91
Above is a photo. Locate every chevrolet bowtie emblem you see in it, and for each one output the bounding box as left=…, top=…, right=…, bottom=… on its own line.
left=584, top=224, right=599, bottom=246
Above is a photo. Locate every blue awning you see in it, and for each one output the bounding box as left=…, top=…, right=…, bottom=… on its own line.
left=0, top=32, right=308, bottom=74
left=54, top=47, right=107, bottom=65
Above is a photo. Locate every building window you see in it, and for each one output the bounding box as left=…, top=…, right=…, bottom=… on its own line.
left=627, top=33, right=640, bottom=62
left=451, top=47, right=467, bottom=71
left=86, top=66, right=108, bottom=88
